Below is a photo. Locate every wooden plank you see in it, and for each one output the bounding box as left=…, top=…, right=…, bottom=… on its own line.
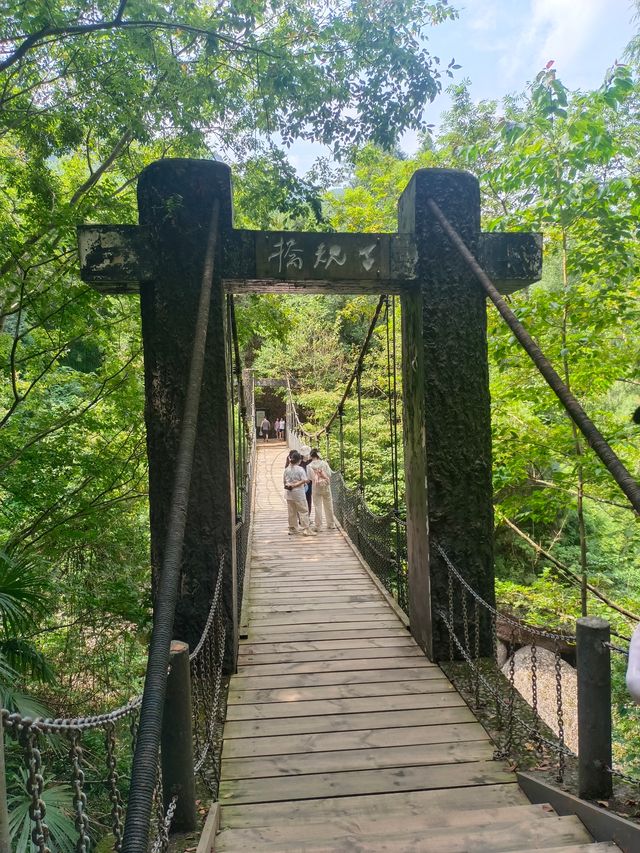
left=229, top=666, right=444, bottom=690
left=215, top=804, right=550, bottom=847
left=238, top=636, right=416, bottom=654
left=196, top=802, right=219, bottom=853
left=221, top=721, right=489, bottom=759
left=228, top=678, right=455, bottom=706
left=219, top=783, right=528, bottom=829
left=248, top=601, right=387, bottom=612
left=250, top=585, right=374, bottom=594
left=248, top=612, right=399, bottom=627
left=225, top=690, right=461, bottom=721
left=249, top=592, right=382, bottom=602
left=245, top=627, right=410, bottom=644
left=216, top=815, right=591, bottom=852
left=218, top=759, right=515, bottom=805
left=223, top=706, right=477, bottom=739
left=221, top=740, right=495, bottom=781
left=238, top=646, right=425, bottom=664
left=250, top=570, right=366, bottom=579
left=234, top=656, right=435, bottom=677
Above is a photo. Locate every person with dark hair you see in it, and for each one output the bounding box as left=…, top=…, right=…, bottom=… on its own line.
left=283, top=450, right=316, bottom=536
left=308, top=448, right=336, bottom=531
left=260, top=416, right=271, bottom=441
left=299, top=445, right=313, bottom=516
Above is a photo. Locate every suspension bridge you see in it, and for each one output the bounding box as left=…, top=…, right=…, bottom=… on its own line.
left=2, top=158, right=639, bottom=852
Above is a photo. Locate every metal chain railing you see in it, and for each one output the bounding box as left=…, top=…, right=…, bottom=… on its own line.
left=1, top=555, right=237, bottom=851
left=437, top=541, right=575, bottom=784
left=189, top=557, right=228, bottom=794
left=439, top=541, right=640, bottom=798
left=329, top=471, right=408, bottom=611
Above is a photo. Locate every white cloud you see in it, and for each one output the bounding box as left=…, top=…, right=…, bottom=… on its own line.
left=463, top=0, right=501, bottom=33
left=528, top=0, right=608, bottom=71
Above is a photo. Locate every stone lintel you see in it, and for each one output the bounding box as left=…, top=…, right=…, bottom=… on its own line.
left=78, top=225, right=541, bottom=296
left=479, top=231, right=543, bottom=295
left=78, top=225, right=154, bottom=292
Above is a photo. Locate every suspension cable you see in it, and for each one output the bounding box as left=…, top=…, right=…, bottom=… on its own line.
left=356, top=366, right=364, bottom=492
left=122, top=199, right=220, bottom=853
left=427, top=197, right=640, bottom=516
left=316, top=295, right=386, bottom=439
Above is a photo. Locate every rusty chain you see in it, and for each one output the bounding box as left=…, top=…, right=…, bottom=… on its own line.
left=440, top=607, right=574, bottom=771
left=19, top=723, right=51, bottom=853
left=105, top=722, right=125, bottom=852
left=69, top=730, right=90, bottom=853
left=435, top=542, right=575, bottom=643
left=530, top=638, right=543, bottom=757
left=554, top=640, right=566, bottom=783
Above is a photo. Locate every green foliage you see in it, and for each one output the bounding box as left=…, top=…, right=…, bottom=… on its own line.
left=9, top=769, right=78, bottom=852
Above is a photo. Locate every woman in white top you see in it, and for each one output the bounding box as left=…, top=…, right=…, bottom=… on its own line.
left=307, top=448, right=336, bottom=531
left=283, top=450, right=316, bottom=536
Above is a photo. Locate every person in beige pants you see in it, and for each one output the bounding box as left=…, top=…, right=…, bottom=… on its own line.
left=307, top=449, right=335, bottom=531
left=283, top=450, right=317, bottom=536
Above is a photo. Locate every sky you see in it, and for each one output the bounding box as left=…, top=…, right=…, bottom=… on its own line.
left=288, top=0, right=638, bottom=174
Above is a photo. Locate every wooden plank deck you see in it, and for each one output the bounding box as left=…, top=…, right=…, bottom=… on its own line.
left=214, top=443, right=605, bottom=851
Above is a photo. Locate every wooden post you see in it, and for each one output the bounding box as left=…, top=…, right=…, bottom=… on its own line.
left=0, top=726, right=10, bottom=853
left=137, top=159, right=235, bottom=670
left=398, top=169, right=495, bottom=661
left=161, top=640, right=197, bottom=832
left=577, top=616, right=613, bottom=800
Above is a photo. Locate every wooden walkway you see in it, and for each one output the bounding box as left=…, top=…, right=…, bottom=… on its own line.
left=215, top=443, right=616, bottom=852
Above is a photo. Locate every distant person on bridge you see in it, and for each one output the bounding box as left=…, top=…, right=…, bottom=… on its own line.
left=308, top=449, right=336, bottom=531
left=283, top=450, right=316, bottom=536
left=260, top=416, right=270, bottom=441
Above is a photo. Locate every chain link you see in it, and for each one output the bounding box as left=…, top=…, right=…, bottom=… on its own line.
left=604, top=641, right=630, bottom=657
left=2, top=697, right=142, bottom=735
left=554, top=641, right=566, bottom=784
left=440, top=608, right=574, bottom=768
left=330, top=471, right=408, bottom=610
left=530, top=638, right=543, bottom=757
left=69, top=730, right=90, bottom=853
left=435, top=542, right=575, bottom=643
left=448, top=563, right=454, bottom=662
left=149, top=795, right=179, bottom=853
left=19, top=723, right=51, bottom=853
left=606, top=765, right=640, bottom=786
left=105, top=723, right=124, bottom=852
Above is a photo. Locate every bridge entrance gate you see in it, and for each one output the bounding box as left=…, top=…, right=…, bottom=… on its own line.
left=80, top=158, right=541, bottom=664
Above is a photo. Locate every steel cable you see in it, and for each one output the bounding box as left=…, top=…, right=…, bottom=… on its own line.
left=122, top=199, right=220, bottom=853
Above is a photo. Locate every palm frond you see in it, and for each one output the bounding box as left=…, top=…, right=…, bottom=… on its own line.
left=0, top=548, right=49, bottom=636
left=0, top=637, right=55, bottom=682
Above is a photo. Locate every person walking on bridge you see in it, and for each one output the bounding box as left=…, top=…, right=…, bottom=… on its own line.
left=308, top=448, right=336, bottom=531
left=260, top=415, right=271, bottom=442
left=283, top=450, right=316, bottom=536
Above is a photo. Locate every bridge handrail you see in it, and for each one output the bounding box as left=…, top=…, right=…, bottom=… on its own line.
left=437, top=541, right=640, bottom=797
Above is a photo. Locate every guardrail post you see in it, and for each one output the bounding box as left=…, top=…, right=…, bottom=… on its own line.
left=576, top=616, right=613, bottom=800
left=161, top=640, right=197, bottom=832
left=0, top=724, right=10, bottom=853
